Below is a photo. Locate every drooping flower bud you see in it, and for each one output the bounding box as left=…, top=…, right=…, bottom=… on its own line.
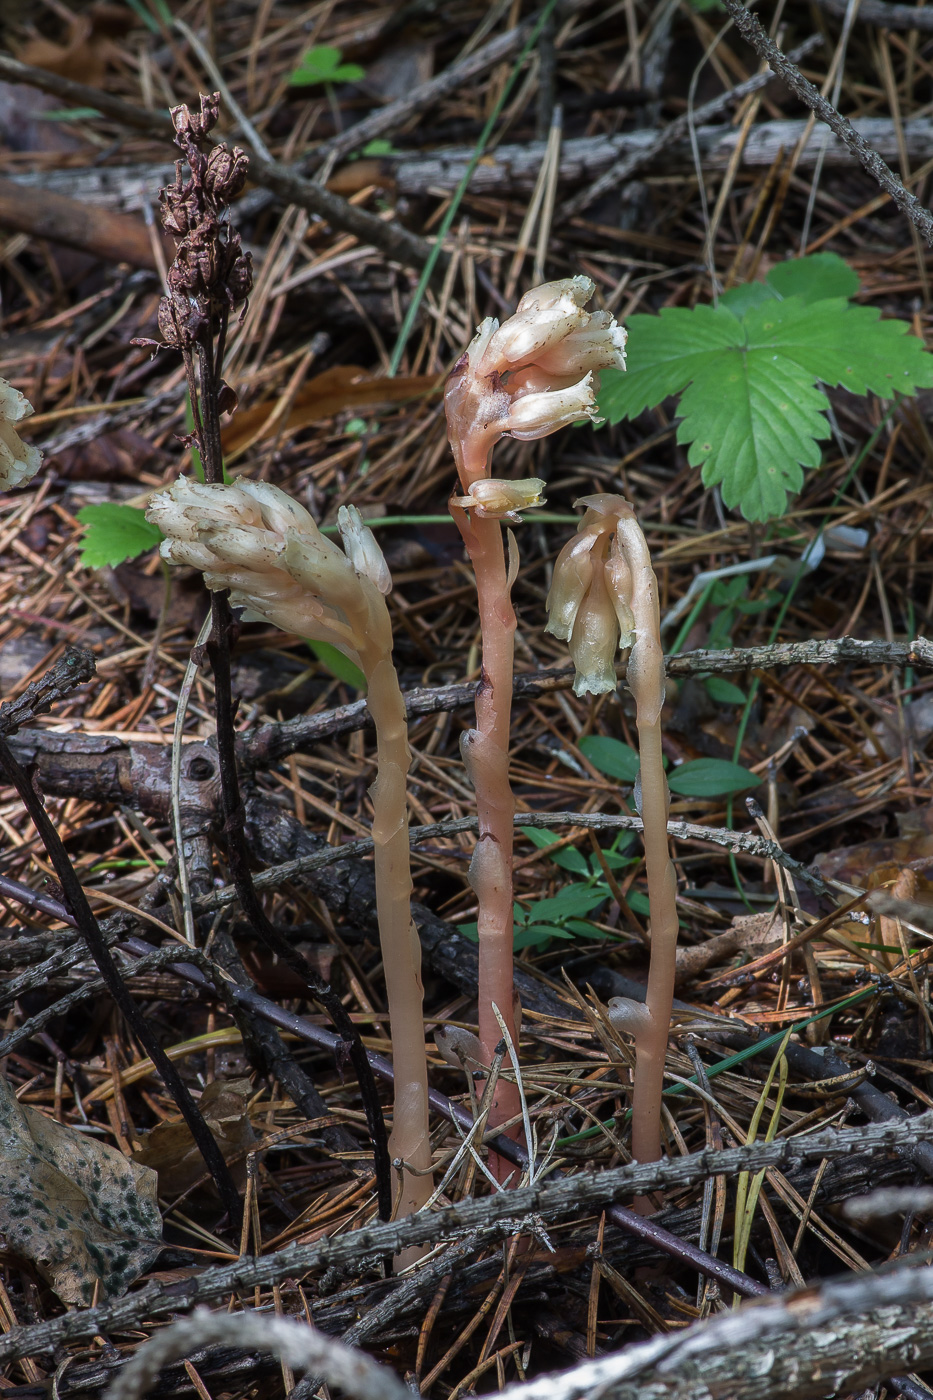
left=338, top=504, right=391, bottom=594
left=0, top=379, right=42, bottom=492
left=546, top=495, right=639, bottom=697
left=478, top=276, right=593, bottom=373
left=148, top=478, right=388, bottom=664
left=450, top=477, right=546, bottom=523
left=504, top=373, right=601, bottom=440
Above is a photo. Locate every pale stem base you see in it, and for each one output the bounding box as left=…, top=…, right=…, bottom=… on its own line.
left=358, top=645, right=433, bottom=1231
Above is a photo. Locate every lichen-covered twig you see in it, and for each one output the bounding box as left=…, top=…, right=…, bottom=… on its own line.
left=0, top=647, right=94, bottom=736
left=103, top=1308, right=410, bottom=1400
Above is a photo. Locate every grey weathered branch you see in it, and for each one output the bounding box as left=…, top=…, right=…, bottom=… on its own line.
left=721, top=0, right=933, bottom=245
left=21, top=112, right=933, bottom=211
left=815, top=0, right=933, bottom=30
left=559, top=37, right=822, bottom=216
left=1, top=1113, right=931, bottom=1367
left=498, top=1257, right=933, bottom=1400
left=103, top=1309, right=410, bottom=1400
left=0, top=55, right=440, bottom=276
left=196, top=808, right=837, bottom=915
left=241, top=635, right=933, bottom=767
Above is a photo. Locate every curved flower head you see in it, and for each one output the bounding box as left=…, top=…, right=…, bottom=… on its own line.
left=445, top=279, right=626, bottom=491
left=147, top=478, right=389, bottom=665
left=546, top=495, right=639, bottom=697
left=0, top=379, right=42, bottom=492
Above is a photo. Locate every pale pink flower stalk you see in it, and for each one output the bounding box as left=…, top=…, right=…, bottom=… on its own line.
left=547, top=495, right=677, bottom=1183
left=445, top=279, right=625, bottom=1167
left=148, top=478, right=432, bottom=1227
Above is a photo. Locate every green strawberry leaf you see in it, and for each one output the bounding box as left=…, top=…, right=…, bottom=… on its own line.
left=598, top=253, right=933, bottom=521
left=765, top=251, right=859, bottom=303
left=599, top=303, right=743, bottom=421
left=77, top=504, right=163, bottom=569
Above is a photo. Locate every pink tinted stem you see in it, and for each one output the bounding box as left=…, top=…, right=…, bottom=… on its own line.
left=451, top=504, right=522, bottom=1162
left=616, top=515, right=678, bottom=1176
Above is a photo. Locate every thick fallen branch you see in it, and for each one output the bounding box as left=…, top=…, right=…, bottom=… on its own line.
left=19, top=112, right=933, bottom=212
left=498, top=1258, right=933, bottom=1400
left=0, top=56, right=439, bottom=277
left=0, top=1113, right=930, bottom=1367
left=0, top=177, right=165, bottom=271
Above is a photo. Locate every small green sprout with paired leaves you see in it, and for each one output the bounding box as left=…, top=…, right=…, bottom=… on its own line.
left=598, top=252, right=933, bottom=521
left=288, top=45, right=364, bottom=88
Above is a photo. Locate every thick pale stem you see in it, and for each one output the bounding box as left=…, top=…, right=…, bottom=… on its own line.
left=616, top=518, right=678, bottom=1175
left=451, top=505, right=522, bottom=1158
left=357, top=641, right=432, bottom=1221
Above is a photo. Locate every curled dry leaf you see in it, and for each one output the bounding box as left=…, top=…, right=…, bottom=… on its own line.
left=0, top=1076, right=161, bottom=1305
left=132, top=1078, right=256, bottom=1196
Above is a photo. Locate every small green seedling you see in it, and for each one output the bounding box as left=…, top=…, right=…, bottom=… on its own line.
left=459, top=828, right=646, bottom=950
left=289, top=45, right=364, bottom=87
left=599, top=252, right=933, bottom=521
left=578, top=734, right=761, bottom=798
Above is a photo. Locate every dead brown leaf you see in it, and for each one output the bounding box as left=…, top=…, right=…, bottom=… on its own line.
left=0, top=1076, right=160, bottom=1305
left=133, top=1078, right=256, bottom=1197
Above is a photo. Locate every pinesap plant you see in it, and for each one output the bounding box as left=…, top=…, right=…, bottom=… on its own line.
left=598, top=251, right=933, bottom=521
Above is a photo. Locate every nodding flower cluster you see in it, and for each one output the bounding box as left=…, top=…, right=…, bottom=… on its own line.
left=135, top=92, right=252, bottom=354
left=545, top=494, right=640, bottom=697
left=0, top=378, right=41, bottom=492
left=147, top=478, right=390, bottom=661
left=445, top=275, right=627, bottom=497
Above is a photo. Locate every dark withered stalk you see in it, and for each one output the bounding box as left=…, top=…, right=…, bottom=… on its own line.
left=137, top=94, right=391, bottom=1219
left=0, top=738, right=243, bottom=1228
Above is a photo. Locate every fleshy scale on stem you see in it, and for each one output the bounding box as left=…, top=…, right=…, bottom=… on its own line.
left=445, top=279, right=626, bottom=1169
left=148, top=479, right=432, bottom=1228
